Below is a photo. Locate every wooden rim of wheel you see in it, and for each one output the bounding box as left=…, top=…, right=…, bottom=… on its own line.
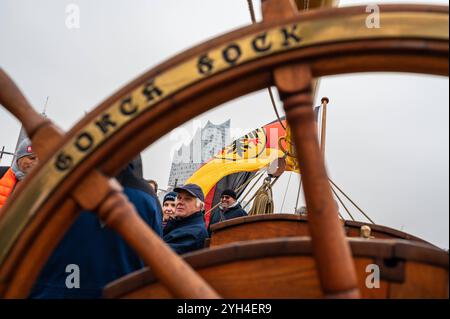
left=0, top=4, right=448, bottom=298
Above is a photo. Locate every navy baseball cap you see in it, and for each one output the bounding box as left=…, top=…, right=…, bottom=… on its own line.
left=174, top=184, right=205, bottom=202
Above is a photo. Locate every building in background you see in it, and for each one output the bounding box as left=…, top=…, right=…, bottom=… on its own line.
left=167, top=120, right=230, bottom=189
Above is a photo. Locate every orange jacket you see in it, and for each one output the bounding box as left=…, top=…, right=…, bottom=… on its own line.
left=0, top=167, right=17, bottom=209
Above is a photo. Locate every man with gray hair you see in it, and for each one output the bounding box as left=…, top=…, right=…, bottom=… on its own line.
left=163, top=183, right=208, bottom=254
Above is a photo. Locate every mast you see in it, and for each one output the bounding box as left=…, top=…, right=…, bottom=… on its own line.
left=320, top=97, right=329, bottom=155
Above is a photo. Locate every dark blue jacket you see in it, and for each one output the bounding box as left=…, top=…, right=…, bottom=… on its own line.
left=29, top=165, right=163, bottom=299
left=163, top=211, right=208, bottom=255
left=208, top=203, right=247, bottom=235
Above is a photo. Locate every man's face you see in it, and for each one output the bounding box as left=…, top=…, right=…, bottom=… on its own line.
left=162, top=200, right=176, bottom=222
left=17, top=155, right=38, bottom=174
left=221, top=194, right=236, bottom=209
left=175, top=191, right=199, bottom=218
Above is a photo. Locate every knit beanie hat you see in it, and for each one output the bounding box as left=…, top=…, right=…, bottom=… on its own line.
left=221, top=189, right=237, bottom=200
left=16, top=138, right=34, bottom=161
left=12, top=138, right=35, bottom=180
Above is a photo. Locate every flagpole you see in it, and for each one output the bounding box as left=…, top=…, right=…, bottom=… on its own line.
left=42, top=96, right=49, bottom=116
left=320, top=97, right=329, bottom=155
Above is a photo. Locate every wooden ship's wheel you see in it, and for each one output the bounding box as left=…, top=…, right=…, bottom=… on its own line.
left=0, top=0, right=448, bottom=298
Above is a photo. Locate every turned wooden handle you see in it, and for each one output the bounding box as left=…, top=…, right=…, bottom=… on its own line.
left=275, top=63, right=360, bottom=298
left=0, top=68, right=47, bottom=137
left=97, top=180, right=221, bottom=299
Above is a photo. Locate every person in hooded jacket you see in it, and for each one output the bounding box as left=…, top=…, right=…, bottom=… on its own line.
left=0, top=138, right=38, bottom=211
left=29, top=156, right=162, bottom=299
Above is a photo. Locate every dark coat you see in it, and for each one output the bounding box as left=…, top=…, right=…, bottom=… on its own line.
left=29, top=164, right=163, bottom=299
left=208, top=203, right=247, bottom=234
left=163, top=211, right=208, bottom=255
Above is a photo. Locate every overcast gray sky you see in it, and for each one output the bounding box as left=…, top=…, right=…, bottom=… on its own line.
left=1, top=0, right=448, bottom=249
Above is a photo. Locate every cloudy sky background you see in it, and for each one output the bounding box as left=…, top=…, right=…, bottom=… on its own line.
left=1, top=0, right=448, bottom=248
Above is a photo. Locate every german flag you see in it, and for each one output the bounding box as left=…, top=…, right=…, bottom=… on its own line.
left=186, top=117, right=299, bottom=227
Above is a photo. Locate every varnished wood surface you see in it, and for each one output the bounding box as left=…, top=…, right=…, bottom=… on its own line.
left=104, top=237, right=449, bottom=299
left=209, top=214, right=435, bottom=247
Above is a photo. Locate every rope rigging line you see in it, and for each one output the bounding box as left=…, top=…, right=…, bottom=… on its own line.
left=248, top=176, right=277, bottom=215
left=243, top=175, right=280, bottom=210
left=246, top=0, right=257, bottom=23
left=330, top=184, right=354, bottom=221
left=329, top=178, right=376, bottom=224
left=268, top=87, right=286, bottom=130
left=246, top=1, right=372, bottom=223
left=204, top=169, right=265, bottom=216
left=246, top=0, right=286, bottom=131
left=315, top=95, right=371, bottom=223
left=239, top=169, right=266, bottom=204
left=294, top=175, right=302, bottom=213
left=280, top=172, right=292, bottom=213
left=234, top=169, right=264, bottom=195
